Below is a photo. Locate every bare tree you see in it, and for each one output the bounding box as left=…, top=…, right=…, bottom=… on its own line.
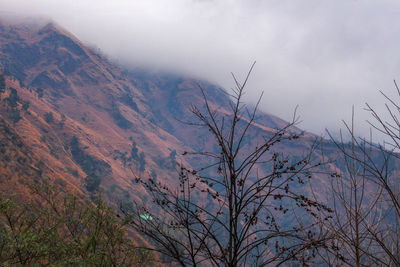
left=128, top=64, right=332, bottom=266
left=321, top=82, right=400, bottom=267
left=358, top=81, right=400, bottom=266
left=318, top=109, right=386, bottom=266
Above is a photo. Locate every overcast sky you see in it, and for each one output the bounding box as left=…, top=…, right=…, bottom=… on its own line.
left=2, top=0, right=400, bottom=140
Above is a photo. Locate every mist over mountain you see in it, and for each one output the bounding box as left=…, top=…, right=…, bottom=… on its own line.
left=0, top=20, right=316, bottom=201
left=0, top=12, right=399, bottom=266
left=0, top=17, right=354, bottom=208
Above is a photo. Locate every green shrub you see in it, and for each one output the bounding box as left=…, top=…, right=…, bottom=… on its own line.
left=131, top=141, right=139, bottom=160
left=0, top=185, right=155, bottom=266
left=59, top=114, right=66, bottom=128
left=0, top=74, right=5, bottom=93
left=36, top=87, right=43, bottom=98
left=22, top=101, right=29, bottom=111
left=44, top=112, right=54, bottom=123
left=4, top=88, right=19, bottom=108
left=66, top=167, right=79, bottom=177
left=151, top=170, right=157, bottom=182
left=139, top=152, right=146, bottom=172
left=85, top=174, right=101, bottom=192
left=9, top=109, right=21, bottom=123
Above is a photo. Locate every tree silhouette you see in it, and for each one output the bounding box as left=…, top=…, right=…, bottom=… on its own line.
left=128, top=64, right=332, bottom=266
left=320, top=82, right=400, bottom=266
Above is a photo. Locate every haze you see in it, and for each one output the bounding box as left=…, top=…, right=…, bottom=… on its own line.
left=1, top=0, right=400, bottom=141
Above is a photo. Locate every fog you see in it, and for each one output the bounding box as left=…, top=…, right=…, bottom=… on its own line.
left=1, top=0, right=400, bottom=141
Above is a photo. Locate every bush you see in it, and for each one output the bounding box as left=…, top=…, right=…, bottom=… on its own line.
left=111, top=103, right=132, bottom=129
left=66, top=167, right=79, bottom=177
left=0, top=184, right=155, bottom=266
left=85, top=174, right=101, bottom=192
left=9, top=109, right=21, bottom=123
left=59, top=114, right=66, bottom=128
left=0, top=74, right=5, bottom=93
left=4, top=88, right=19, bottom=108
left=138, top=152, right=146, bottom=172
left=151, top=170, right=157, bottom=182
left=36, top=88, right=43, bottom=98
left=44, top=112, right=54, bottom=123
left=22, top=101, right=29, bottom=111
left=131, top=141, right=139, bottom=160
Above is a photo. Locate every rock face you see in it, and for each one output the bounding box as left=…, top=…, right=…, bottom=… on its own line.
left=0, top=20, right=343, bottom=205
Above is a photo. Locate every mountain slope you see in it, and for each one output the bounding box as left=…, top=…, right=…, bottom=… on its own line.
left=0, top=20, right=340, bottom=207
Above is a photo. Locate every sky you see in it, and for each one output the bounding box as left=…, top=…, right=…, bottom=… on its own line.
left=1, top=0, right=400, bottom=141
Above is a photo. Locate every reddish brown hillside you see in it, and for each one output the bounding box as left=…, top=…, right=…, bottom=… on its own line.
left=0, top=21, right=208, bottom=204
left=0, top=20, right=342, bottom=207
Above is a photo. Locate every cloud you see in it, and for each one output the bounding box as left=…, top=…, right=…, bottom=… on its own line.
left=1, top=0, right=400, bottom=141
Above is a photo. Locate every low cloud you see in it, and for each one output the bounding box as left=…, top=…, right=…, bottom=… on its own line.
left=1, top=0, right=400, bottom=141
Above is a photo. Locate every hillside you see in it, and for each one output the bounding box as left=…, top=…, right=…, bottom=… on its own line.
left=0, top=20, right=343, bottom=208
left=1, top=14, right=399, bottom=266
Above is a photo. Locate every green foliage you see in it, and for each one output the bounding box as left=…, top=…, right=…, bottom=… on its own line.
left=131, top=141, right=139, bottom=160
left=1, top=87, right=22, bottom=123
left=85, top=174, right=101, bottom=193
left=120, top=200, right=134, bottom=213
left=21, top=101, right=29, bottom=111
left=109, top=183, right=119, bottom=193
left=8, top=108, right=21, bottom=123
left=153, top=150, right=177, bottom=170
left=4, top=88, right=19, bottom=108
left=44, top=112, right=54, bottom=124
left=151, top=170, right=157, bottom=182
left=70, top=136, right=86, bottom=170
left=111, top=103, right=132, bottom=129
left=49, top=148, right=59, bottom=159
left=0, top=74, right=5, bottom=93
left=0, top=185, right=155, bottom=266
left=66, top=167, right=79, bottom=177
left=40, top=135, right=46, bottom=143
left=113, top=149, right=132, bottom=167
left=3, top=87, right=22, bottom=123
left=69, top=135, right=111, bottom=179
left=68, top=136, right=113, bottom=195
left=139, top=152, right=146, bottom=172
left=59, top=114, right=66, bottom=128
left=169, top=149, right=177, bottom=160
left=168, top=149, right=177, bottom=168
left=36, top=87, right=43, bottom=98
left=122, top=189, right=130, bottom=200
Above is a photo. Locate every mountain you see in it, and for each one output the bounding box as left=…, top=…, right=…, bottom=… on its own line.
left=0, top=20, right=342, bottom=207
left=3, top=18, right=400, bottom=267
